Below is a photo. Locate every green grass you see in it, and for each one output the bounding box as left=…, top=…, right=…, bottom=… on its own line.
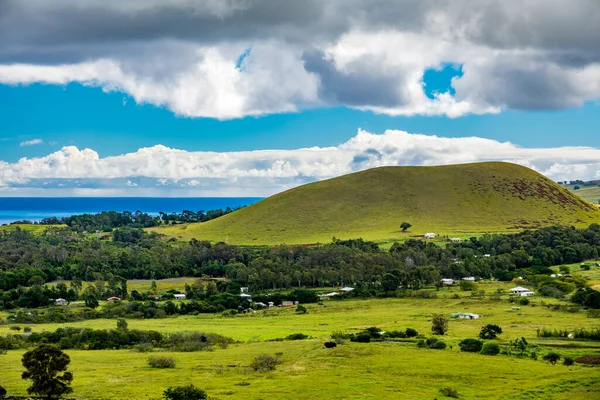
left=150, top=162, right=600, bottom=245
left=1, top=292, right=599, bottom=399
left=0, top=224, right=64, bottom=232
left=565, top=184, right=600, bottom=205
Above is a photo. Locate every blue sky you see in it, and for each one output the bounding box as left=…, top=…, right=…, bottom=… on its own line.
left=0, top=1, right=599, bottom=196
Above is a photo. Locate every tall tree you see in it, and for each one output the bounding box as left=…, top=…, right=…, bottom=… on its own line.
left=22, top=344, right=73, bottom=400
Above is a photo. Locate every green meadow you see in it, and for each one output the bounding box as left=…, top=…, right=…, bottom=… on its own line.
left=1, top=282, right=599, bottom=399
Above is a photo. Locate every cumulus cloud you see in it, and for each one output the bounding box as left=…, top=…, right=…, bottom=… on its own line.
left=1, top=129, right=600, bottom=196
left=0, top=0, right=598, bottom=118
left=19, top=139, right=43, bottom=147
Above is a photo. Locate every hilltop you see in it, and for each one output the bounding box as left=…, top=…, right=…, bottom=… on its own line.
left=151, top=162, right=600, bottom=244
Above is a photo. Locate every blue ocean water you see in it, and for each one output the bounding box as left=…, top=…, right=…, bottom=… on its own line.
left=0, top=197, right=262, bottom=225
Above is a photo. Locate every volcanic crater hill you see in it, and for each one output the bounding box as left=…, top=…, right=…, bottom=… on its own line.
left=151, top=162, right=600, bottom=245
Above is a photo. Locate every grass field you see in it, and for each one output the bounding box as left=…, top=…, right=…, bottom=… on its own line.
left=0, top=223, right=64, bottom=232
left=1, top=282, right=600, bottom=399
left=565, top=184, right=600, bottom=205
left=150, top=162, right=600, bottom=245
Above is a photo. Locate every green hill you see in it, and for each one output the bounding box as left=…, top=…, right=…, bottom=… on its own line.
left=151, top=162, right=600, bottom=244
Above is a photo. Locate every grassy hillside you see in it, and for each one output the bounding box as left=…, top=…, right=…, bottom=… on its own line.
left=151, top=162, right=600, bottom=244
left=564, top=184, right=600, bottom=205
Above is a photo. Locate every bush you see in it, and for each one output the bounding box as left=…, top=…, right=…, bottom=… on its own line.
left=459, top=338, right=483, bottom=353
left=295, top=305, right=307, bottom=314
left=365, top=326, right=383, bottom=339
left=383, top=330, right=406, bottom=339
left=324, top=341, right=337, bottom=348
left=479, top=324, right=503, bottom=340
left=439, top=387, right=459, bottom=398
left=250, top=354, right=281, bottom=372
left=352, top=333, right=371, bottom=343
left=24, top=326, right=32, bottom=333
left=480, top=342, right=500, bottom=356
left=459, top=280, right=477, bottom=291
left=9, top=326, right=21, bottom=331
left=147, top=356, right=176, bottom=368
left=543, top=352, right=561, bottom=365
left=519, top=297, right=530, bottom=306
left=163, top=384, right=208, bottom=400
left=285, top=333, right=309, bottom=340
left=563, top=357, right=574, bottom=366
left=417, top=337, right=446, bottom=350
left=133, top=343, right=154, bottom=353
left=330, top=330, right=349, bottom=344
left=405, top=328, right=418, bottom=338
left=0, top=385, right=6, bottom=397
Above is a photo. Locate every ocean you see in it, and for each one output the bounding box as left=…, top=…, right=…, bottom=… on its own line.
left=0, top=197, right=262, bottom=225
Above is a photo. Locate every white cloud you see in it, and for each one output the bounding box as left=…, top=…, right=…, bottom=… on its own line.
left=0, top=1, right=599, bottom=118
left=1, top=129, right=600, bottom=196
left=19, top=139, right=43, bottom=147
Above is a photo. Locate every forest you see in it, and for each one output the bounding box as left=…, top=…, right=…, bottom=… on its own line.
left=1, top=224, right=600, bottom=311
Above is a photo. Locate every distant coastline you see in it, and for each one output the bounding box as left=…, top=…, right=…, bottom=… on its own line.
left=0, top=197, right=262, bottom=225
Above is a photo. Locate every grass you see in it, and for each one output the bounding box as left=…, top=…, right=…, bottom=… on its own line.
left=565, top=184, right=600, bottom=205
left=0, top=223, right=64, bottom=232
left=150, top=162, right=600, bottom=245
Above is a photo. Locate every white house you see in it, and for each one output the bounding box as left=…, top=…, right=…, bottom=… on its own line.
left=240, top=293, right=252, bottom=298
left=441, top=278, right=456, bottom=285
left=240, top=287, right=249, bottom=293
left=510, top=286, right=531, bottom=295
left=520, top=291, right=535, bottom=297
left=462, top=277, right=476, bottom=282
left=174, top=294, right=186, bottom=300
left=55, top=298, right=67, bottom=306
left=424, top=233, right=436, bottom=239
left=339, top=287, right=354, bottom=293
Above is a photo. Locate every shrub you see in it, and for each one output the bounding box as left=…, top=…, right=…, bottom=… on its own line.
left=285, top=333, right=308, bottom=341
left=563, top=357, right=574, bottom=366
left=9, top=326, right=21, bottom=331
left=295, top=305, right=307, bottom=314
left=384, top=330, right=406, bottom=339
left=459, top=280, right=477, bottom=291
left=431, top=314, right=448, bottom=335
left=250, top=354, right=281, bottom=372
left=480, top=342, right=500, bottom=356
left=405, top=328, right=418, bottom=338
left=352, top=333, right=371, bottom=343
left=439, top=387, right=459, bottom=398
left=519, top=297, right=530, bottom=306
left=543, top=352, right=561, bottom=365
left=330, top=331, right=349, bottom=344
left=147, top=356, right=176, bottom=369
left=133, top=343, right=154, bottom=353
left=24, top=326, right=32, bottom=333
left=479, top=324, right=503, bottom=340
left=459, top=338, right=483, bottom=353
left=0, top=385, right=6, bottom=397
left=417, top=337, right=446, bottom=350
left=324, top=341, right=337, bottom=348
left=163, top=384, right=208, bottom=400
left=365, top=326, right=383, bottom=339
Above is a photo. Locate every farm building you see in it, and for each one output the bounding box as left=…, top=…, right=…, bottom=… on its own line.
left=55, top=298, right=67, bottom=306
left=510, top=286, right=531, bottom=295
left=240, top=293, right=252, bottom=298
left=174, top=294, right=186, bottom=300
left=240, top=287, right=249, bottom=293
left=107, top=297, right=121, bottom=303
left=519, top=291, right=535, bottom=297
left=462, top=277, right=475, bottom=281
left=450, top=312, right=480, bottom=319
left=441, top=278, right=456, bottom=285
left=424, top=233, right=436, bottom=239
left=320, top=292, right=339, bottom=300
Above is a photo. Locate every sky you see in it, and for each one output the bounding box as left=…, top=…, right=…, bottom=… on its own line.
left=0, top=0, right=599, bottom=197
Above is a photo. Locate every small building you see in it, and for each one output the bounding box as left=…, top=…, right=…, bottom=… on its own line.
left=55, top=298, right=67, bottom=306
left=462, top=277, right=475, bottom=282
left=441, top=278, right=456, bottom=286
left=149, top=294, right=162, bottom=300
left=240, top=287, right=249, bottom=293
left=107, top=296, right=121, bottom=303
left=320, top=292, right=339, bottom=300
left=240, top=293, right=252, bottom=298
left=338, top=287, right=354, bottom=294
left=174, top=294, right=186, bottom=300
left=424, top=233, right=436, bottom=239
left=483, top=254, right=491, bottom=258
left=510, top=286, right=531, bottom=295
left=281, top=301, right=295, bottom=307
left=254, top=302, right=267, bottom=308
left=449, top=238, right=461, bottom=243
left=450, top=312, right=480, bottom=319
left=268, top=301, right=275, bottom=307
left=520, top=291, right=535, bottom=297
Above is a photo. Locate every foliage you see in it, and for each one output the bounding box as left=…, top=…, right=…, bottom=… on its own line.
left=417, top=337, right=446, bottom=350
left=563, top=357, right=574, bottom=366
left=0, top=385, right=6, bottom=397
left=405, top=328, right=418, bottom=338
left=459, top=338, right=483, bottom=352
left=431, top=314, right=448, bottom=335
left=148, top=356, right=176, bottom=369
left=459, top=280, right=477, bottom=291
left=518, top=297, right=530, bottom=305
left=117, top=318, right=129, bottom=331
left=295, top=304, right=307, bottom=314
left=572, top=287, right=600, bottom=309
left=285, top=333, right=309, bottom=340
left=479, top=324, right=503, bottom=340
left=21, top=344, right=73, bottom=399
left=439, top=387, right=459, bottom=398
left=163, top=384, right=208, bottom=400
left=400, top=222, right=412, bottom=232
left=250, top=354, right=281, bottom=372
left=324, top=341, right=337, bottom=348
left=543, top=352, right=561, bottom=365
left=480, top=342, right=500, bottom=356
left=351, top=333, right=371, bottom=343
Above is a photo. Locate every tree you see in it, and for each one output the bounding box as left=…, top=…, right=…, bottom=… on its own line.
left=431, top=314, right=448, bottom=335
left=459, top=338, right=483, bottom=352
left=400, top=222, right=412, bottom=232
left=480, top=342, right=500, bottom=356
left=163, top=384, right=208, bottom=400
left=116, top=318, right=128, bottom=331
left=85, top=295, right=99, bottom=309
left=0, top=385, right=6, bottom=397
left=295, top=304, right=307, bottom=314
left=21, top=344, right=73, bottom=400
left=479, top=324, right=503, bottom=340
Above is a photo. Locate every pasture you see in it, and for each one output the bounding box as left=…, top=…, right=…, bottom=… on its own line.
left=1, top=286, right=599, bottom=399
